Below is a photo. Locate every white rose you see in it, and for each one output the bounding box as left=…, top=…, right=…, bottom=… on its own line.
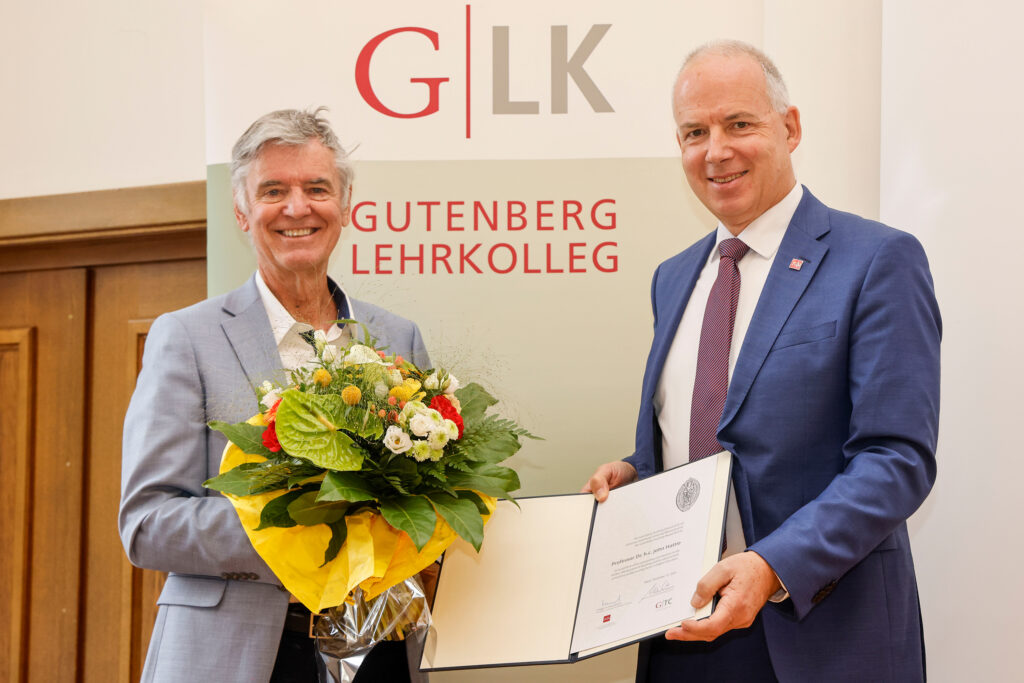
left=423, top=373, right=440, bottom=391
left=321, top=344, right=343, bottom=364
left=409, top=413, right=434, bottom=437
left=443, top=374, right=460, bottom=395
left=444, top=419, right=459, bottom=440
left=383, top=426, right=412, bottom=454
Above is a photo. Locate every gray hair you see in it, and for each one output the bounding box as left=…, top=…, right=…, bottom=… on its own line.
left=679, top=39, right=791, bottom=113
left=231, top=107, right=354, bottom=214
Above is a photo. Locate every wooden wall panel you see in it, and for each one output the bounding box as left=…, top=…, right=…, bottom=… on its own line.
left=0, top=327, right=35, bottom=683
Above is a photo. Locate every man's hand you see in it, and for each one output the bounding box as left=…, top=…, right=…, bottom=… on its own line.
left=665, top=551, right=781, bottom=642
left=581, top=461, right=638, bottom=502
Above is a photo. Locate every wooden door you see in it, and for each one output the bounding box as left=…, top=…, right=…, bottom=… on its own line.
left=80, top=260, right=206, bottom=683
left=0, top=269, right=88, bottom=683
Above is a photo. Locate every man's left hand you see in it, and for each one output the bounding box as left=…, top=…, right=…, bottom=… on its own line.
left=665, top=551, right=780, bottom=642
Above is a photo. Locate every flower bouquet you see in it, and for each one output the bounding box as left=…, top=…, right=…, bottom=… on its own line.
left=203, top=323, right=533, bottom=680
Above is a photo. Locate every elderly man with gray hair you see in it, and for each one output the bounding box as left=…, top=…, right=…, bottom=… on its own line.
left=119, top=108, right=429, bottom=682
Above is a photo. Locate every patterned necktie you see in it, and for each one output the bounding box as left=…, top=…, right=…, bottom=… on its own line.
left=689, top=237, right=750, bottom=461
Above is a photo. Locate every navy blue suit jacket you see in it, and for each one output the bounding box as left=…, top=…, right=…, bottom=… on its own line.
left=625, top=189, right=940, bottom=682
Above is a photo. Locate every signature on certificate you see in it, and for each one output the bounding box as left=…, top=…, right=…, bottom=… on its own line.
left=643, top=581, right=674, bottom=598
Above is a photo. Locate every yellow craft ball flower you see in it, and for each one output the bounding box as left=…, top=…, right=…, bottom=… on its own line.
left=313, top=368, right=332, bottom=388
left=341, top=384, right=362, bottom=405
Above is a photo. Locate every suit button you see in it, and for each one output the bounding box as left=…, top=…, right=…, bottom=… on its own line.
left=220, top=572, right=231, bottom=580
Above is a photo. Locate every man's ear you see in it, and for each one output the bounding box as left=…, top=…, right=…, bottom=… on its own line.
left=340, top=185, right=353, bottom=227
left=784, top=106, right=802, bottom=152
left=234, top=203, right=249, bottom=232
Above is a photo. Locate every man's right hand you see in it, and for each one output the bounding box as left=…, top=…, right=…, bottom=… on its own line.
left=581, top=461, right=638, bottom=502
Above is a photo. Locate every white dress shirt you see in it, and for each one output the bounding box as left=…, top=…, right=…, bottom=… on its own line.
left=655, top=184, right=803, bottom=470
left=254, top=272, right=352, bottom=371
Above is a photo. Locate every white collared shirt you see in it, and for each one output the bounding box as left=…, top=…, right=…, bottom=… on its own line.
left=254, top=272, right=352, bottom=372
left=655, top=184, right=803, bottom=470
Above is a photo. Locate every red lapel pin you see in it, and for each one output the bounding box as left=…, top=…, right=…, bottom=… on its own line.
left=789, top=258, right=804, bottom=271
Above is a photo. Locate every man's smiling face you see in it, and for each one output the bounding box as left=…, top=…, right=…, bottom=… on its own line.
left=235, top=140, right=350, bottom=279
left=672, top=53, right=801, bottom=234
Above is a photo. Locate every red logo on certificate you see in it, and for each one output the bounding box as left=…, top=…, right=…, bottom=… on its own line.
left=789, top=258, right=804, bottom=271
left=603, top=614, right=611, bottom=623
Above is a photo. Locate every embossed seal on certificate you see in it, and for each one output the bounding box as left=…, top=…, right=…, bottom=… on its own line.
left=675, top=478, right=701, bottom=512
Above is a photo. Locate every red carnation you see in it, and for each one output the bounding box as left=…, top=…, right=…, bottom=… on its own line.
left=429, top=395, right=464, bottom=439
left=262, top=421, right=281, bottom=452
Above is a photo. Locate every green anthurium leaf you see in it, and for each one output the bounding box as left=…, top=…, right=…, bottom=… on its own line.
left=453, top=382, right=498, bottom=424
left=275, top=389, right=365, bottom=471
left=208, top=420, right=278, bottom=458
left=379, top=496, right=437, bottom=551
left=446, top=464, right=520, bottom=499
left=204, top=457, right=321, bottom=496
left=427, top=492, right=484, bottom=551
left=254, top=487, right=311, bottom=530
left=318, top=471, right=377, bottom=503
left=286, top=490, right=348, bottom=526
left=455, top=490, right=489, bottom=515
left=321, top=518, right=348, bottom=567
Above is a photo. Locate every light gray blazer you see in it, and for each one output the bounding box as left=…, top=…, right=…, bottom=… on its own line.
left=119, top=276, right=430, bottom=683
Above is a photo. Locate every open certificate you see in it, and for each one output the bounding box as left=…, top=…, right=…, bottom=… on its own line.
left=420, top=451, right=732, bottom=671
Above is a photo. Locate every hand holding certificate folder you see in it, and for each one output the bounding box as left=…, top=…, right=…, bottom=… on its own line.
left=420, top=451, right=733, bottom=672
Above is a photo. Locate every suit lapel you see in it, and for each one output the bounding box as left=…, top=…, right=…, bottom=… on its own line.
left=720, top=190, right=831, bottom=428
left=220, top=278, right=286, bottom=388
left=642, top=233, right=716, bottom=404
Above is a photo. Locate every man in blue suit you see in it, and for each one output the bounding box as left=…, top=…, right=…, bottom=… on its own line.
left=120, top=109, right=430, bottom=682
left=584, top=41, right=940, bottom=682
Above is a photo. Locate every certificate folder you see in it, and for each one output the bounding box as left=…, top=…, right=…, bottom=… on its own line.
left=420, top=451, right=732, bottom=671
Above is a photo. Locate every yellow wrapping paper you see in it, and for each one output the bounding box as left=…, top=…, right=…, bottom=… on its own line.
left=219, top=417, right=495, bottom=612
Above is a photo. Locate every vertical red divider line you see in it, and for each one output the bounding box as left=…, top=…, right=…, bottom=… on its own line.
left=465, top=4, right=471, bottom=139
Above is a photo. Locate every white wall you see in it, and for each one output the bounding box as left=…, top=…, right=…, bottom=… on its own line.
left=880, top=3, right=1024, bottom=680
left=0, top=0, right=205, bottom=200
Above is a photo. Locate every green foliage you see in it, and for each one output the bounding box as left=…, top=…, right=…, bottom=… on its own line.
left=322, top=518, right=348, bottom=567
left=287, top=491, right=348, bottom=526
left=254, top=487, right=313, bottom=530
left=204, top=457, right=321, bottom=496
left=318, top=471, right=376, bottom=503
left=208, top=420, right=278, bottom=459
left=451, top=414, right=534, bottom=464
left=447, top=463, right=521, bottom=499
left=380, top=496, right=437, bottom=551
left=454, top=383, right=498, bottom=424
left=456, top=490, right=489, bottom=515
left=427, top=492, right=485, bottom=551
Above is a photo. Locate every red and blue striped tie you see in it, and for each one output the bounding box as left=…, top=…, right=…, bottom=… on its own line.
left=689, top=237, right=750, bottom=461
